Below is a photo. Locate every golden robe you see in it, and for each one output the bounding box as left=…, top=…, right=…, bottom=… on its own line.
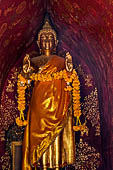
left=22, top=55, right=75, bottom=170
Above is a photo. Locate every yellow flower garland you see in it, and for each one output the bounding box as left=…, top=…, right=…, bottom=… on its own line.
left=16, top=69, right=86, bottom=132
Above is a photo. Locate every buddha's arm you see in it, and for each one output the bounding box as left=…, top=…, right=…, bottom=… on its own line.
left=65, top=52, right=73, bottom=72
left=16, top=54, right=36, bottom=126
left=21, top=54, right=36, bottom=80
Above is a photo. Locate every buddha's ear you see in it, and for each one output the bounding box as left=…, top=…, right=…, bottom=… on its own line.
left=37, top=40, right=40, bottom=48
left=37, top=40, right=42, bottom=54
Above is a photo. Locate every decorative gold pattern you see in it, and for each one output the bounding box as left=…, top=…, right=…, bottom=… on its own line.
left=16, top=1, right=27, bottom=14
left=6, top=80, right=15, bottom=92
left=63, top=0, right=74, bottom=13
left=11, top=68, right=19, bottom=82
left=1, top=67, right=19, bottom=130
left=85, top=74, right=93, bottom=87
left=75, top=138, right=101, bottom=170
left=0, top=131, right=5, bottom=141
left=81, top=125, right=89, bottom=137
left=12, top=19, right=21, bottom=26
left=77, top=65, right=93, bottom=87
left=82, top=88, right=100, bottom=136
left=1, top=94, right=18, bottom=130
left=0, top=152, right=11, bottom=170
left=5, top=68, right=19, bottom=93
left=4, top=3, right=15, bottom=16
left=0, top=23, right=7, bottom=38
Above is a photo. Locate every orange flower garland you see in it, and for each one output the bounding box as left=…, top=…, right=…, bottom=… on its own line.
left=16, top=74, right=28, bottom=126
left=16, top=69, right=86, bottom=132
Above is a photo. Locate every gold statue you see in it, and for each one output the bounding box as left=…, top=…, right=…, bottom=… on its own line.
left=19, top=19, right=76, bottom=170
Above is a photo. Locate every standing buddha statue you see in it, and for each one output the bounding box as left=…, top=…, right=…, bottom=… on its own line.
left=16, top=19, right=84, bottom=170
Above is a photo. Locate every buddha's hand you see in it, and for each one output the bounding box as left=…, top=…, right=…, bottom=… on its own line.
left=23, top=54, right=31, bottom=74
left=65, top=52, right=73, bottom=72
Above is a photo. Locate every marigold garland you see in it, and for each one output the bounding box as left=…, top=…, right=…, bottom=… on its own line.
left=16, top=69, right=86, bottom=131
left=16, top=74, right=28, bottom=126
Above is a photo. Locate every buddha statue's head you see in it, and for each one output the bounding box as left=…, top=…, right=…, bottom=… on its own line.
left=37, top=19, right=58, bottom=56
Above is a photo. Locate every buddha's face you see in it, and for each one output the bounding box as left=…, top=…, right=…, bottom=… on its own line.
left=39, top=32, right=56, bottom=55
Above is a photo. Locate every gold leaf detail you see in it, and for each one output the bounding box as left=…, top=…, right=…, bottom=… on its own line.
left=16, top=1, right=26, bottom=14
left=82, top=88, right=100, bottom=136
left=75, top=138, right=101, bottom=170
left=0, top=23, right=7, bottom=38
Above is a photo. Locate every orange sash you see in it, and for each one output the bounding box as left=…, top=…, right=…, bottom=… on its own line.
left=22, top=56, right=70, bottom=169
